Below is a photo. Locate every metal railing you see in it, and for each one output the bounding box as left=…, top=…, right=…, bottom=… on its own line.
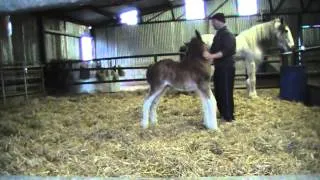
left=0, top=65, right=45, bottom=104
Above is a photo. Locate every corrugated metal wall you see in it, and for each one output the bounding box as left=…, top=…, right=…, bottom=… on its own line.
left=0, top=15, right=89, bottom=65
left=95, top=0, right=306, bottom=57
left=95, top=0, right=314, bottom=81
left=0, top=16, right=13, bottom=65
left=0, top=15, right=39, bottom=66
left=44, top=18, right=88, bottom=62
left=11, top=15, right=40, bottom=65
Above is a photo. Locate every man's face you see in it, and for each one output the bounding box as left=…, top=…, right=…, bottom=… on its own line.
left=211, top=19, right=220, bottom=30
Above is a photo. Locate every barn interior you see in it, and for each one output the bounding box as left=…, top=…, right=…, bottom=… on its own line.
left=0, top=0, right=320, bottom=179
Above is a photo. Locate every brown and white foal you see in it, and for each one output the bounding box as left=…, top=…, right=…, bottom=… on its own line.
left=141, top=30, right=218, bottom=130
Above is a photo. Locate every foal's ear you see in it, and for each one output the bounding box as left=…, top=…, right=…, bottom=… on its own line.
left=195, top=30, right=202, bottom=41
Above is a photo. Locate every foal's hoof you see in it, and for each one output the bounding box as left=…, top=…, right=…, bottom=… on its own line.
left=140, top=122, right=149, bottom=129
left=206, top=127, right=220, bottom=132
left=248, top=94, right=258, bottom=99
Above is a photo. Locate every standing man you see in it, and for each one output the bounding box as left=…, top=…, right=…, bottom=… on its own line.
left=203, top=13, right=236, bottom=122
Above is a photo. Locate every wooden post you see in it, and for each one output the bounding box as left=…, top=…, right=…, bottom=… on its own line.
left=22, top=25, right=28, bottom=101
left=297, top=14, right=303, bottom=65
left=37, top=16, right=47, bottom=64
left=40, top=66, right=46, bottom=95
left=1, top=70, right=6, bottom=104
left=154, top=55, right=158, bottom=63
left=23, top=67, right=28, bottom=101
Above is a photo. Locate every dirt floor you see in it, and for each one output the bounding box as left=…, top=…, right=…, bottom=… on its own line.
left=0, top=89, right=319, bottom=177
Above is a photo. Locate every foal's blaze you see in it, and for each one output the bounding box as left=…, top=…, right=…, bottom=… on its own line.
left=141, top=30, right=218, bottom=130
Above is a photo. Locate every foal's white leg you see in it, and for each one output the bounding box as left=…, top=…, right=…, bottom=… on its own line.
left=149, top=86, right=168, bottom=126
left=207, top=90, right=218, bottom=129
left=141, top=87, right=165, bottom=129
left=197, top=89, right=218, bottom=130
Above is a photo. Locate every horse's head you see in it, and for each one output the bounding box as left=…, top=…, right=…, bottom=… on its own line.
left=184, top=30, right=208, bottom=58
left=273, top=18, right=295, bottom=52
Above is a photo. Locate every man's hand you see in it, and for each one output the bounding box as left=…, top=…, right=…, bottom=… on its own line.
left=203, top=50, right=213, bottom=60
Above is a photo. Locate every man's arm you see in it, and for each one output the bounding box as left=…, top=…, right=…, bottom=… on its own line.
left=203, top=32, right=235, bottom=60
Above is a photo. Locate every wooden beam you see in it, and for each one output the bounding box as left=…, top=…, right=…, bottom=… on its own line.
left=274, top=0, right=286, bottom=13
left=39, top=12, right=91, bottom=26
left=299, top=0, right=305, bottom=11
left=88, top=6, right=117, bottom=19
left=268, top=0, right=274, bottom=13
left=208, top=0, right=229, bottom=17
left=94, top=3, right=183, bottom=27
left=95, top=11, right=320, bottom=27
left=304, top=0, right=314, bottom=12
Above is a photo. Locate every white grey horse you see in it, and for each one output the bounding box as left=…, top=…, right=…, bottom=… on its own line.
left=201, top=18, right=295, bottom=98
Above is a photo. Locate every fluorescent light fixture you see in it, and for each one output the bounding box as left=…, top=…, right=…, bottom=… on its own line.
left=120, top=10, right=138, bottom=25
left=237, top=0, right=257, bottom=16
left=185, top=0, right=205, bottom=20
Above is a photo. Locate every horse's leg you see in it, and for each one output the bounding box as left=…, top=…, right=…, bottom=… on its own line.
left=207, top=88, right=218, bottom=129
left=196, top=87, right=218, bottom=130
left=245, top=57, right=257, bottom=98
left=141, top=85, right=166, bottom=129
left=149, top=85, right=168, bottom=126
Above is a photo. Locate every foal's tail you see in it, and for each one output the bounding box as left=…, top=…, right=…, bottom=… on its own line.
left=146, top=64, right=154, bottom=84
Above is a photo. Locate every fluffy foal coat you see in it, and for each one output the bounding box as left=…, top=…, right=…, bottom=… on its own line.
left=141, top=31, right=217, bottom=130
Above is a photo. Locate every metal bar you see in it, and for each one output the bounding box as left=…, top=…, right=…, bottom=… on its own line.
left=0, top=91, right=42, bottom=98
left=60, top=66, right=149, bottom=71
left=176, top=13, right=185, bottom=20
left=64, top=21, right=68, bottom=60
left=44, top=29, right=81, bottom=38
left=0, top=66, right=43, bottom=71
left=73, top=78, right=146, bottom=85
left=297, top=14, right=303, bottom=65
left=145, top=11, right=166, bottom=22
left=171, top=8, right=175, bottom=20
left=1, top=71, right=6, bottom=104
left=40, top=67, right=46, bottom=95
left=44, top=52, right=182, bottom=63
left=23, top=67, right=28, bottom=101
left=22, top=24, right=28, bottom=101
left=208, top=0, right=229, bottom=17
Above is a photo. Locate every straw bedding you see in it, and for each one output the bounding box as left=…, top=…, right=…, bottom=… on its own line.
left=0, top=89, right=319, bottom=177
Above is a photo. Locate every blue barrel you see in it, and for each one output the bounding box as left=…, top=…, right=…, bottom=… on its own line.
left=280, top=66, right=307, bottom=102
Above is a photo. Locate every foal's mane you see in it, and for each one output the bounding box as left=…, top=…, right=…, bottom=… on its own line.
left=187, top=37, right=204, bottom=56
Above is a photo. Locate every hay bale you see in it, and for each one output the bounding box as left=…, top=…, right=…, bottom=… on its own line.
left=96, top=70, right=106, bottom=81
